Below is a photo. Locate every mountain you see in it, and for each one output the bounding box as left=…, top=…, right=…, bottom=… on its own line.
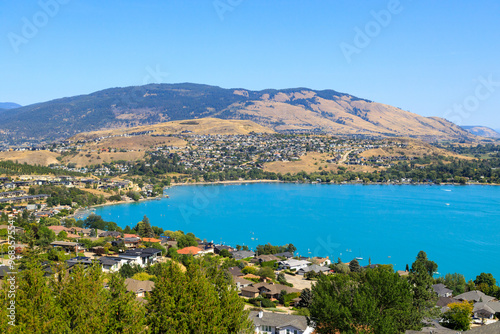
left=462, top=126, right=500, bottom=139
left=0, top=102, right=22, bottom=109
left=0, top=83, right=476, bottom=144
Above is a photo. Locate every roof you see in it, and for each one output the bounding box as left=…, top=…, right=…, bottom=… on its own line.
left=455, top=290, right=495, bottom=303
left=248, top=311, right=309, bottom=331
left=436, top=296, right=459, bottom=307
left=121, top=248, right=162, bottom=257
left=177, top=246, right=201, bottom=255
left=466, top=321, right=500, bottom=333
left=432, top=283, right=453, bottom=295
left=297, top=264, right=330, bottom=274
left=231, top=250, right=255, bottom=260
left=0, top=266, right=9, bottom=278
left=99, top=256, right=122, bottom=266
left=473, top=301, right=500, bottom=313
left=141, top=237, right=161, bottom=243
left=234, top=277, right=253, bottom=286
left=252, top=282, right=301, bottom=296
left=123, top=233, right=139, bottom=238
left=51, top=241, right=79, bottom=246
left=275, top=252, right=294, bottom=258
left=227, top=266, right=244, bottom=277
left=124, top=278, right=155, bottom=293
left=279, top=259, right=311, bottom=267
left=254, top=254, right=279, bottom=262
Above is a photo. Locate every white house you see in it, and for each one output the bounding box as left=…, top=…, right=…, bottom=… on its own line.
left=118, top=248, right=162, bottom=267
left=99, top=256, right=129, bottom=273
left=249, top=310, right=314, bottom=334
left=278, top=259, right=311, bottom=271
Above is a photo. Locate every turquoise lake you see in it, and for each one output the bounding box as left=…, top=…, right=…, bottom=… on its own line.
left=88, top=184, right=500, bottom=280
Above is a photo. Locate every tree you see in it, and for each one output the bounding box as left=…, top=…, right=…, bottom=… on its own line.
left=309, top=267, right=423, bottom=334
left=106, top=273, right=146, bottom=333
left=257, top=266, right=275, bottom=280
left=409, top=255, right=436, bottom=313
left=219, top=249, right=231, bottom=258
left=297, top=288, right=312, bottom=308
left=177, top=233, right=198, bottom=249
left=474, top=272, right=496, bottom=287
left=442, top=301, right=473, bottom=331
left=146, top=260, right=253, bottom=333
left=414, top=250, right=438, bottom=277
left=444, top=273, right=467, bottom=295
left=348, top=259, right=360, bottom=273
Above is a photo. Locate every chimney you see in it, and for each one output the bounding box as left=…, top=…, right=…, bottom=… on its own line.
left=258, top=310, right=263, bottom=319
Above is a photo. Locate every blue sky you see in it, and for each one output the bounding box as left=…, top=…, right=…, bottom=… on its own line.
left=1, top=0, right=499, bottom=128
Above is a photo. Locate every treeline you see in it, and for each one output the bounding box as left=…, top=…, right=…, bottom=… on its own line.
left=29, top=185, right=106, bottom=207
left=128, top=153, right=500, bottom=184
left=0, top=254, right=253, bottom=333
left=255, top=243, right=297, bottom=255
left=0, top=160, right=84, bottom=176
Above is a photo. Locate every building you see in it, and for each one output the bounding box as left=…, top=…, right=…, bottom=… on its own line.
left=231, top=250, right=255, bottom=260
left=432, top=284, right=453, bottom=298
left=249, top=310, right=314, bottom=334
left=50, top=241, right=81, bottom=253
left=124, top=278, right=155, bottom=298
left=118, top=248, right=162, bottom=267
left=278, top=259, right=311, bottom=271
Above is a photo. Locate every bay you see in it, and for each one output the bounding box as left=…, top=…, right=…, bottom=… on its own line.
left=88, top=183, right=500, bottom=280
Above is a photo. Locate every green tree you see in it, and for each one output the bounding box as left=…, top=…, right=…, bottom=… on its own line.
left=442, top=301, right=473, bottom=331
left=444, top=273, right=467, bottom=295
left=106, top=273, right=146, bottom=333
left=257, top=266, right=275, bottom=280
left=348, top=259, right=360, bottom=273
left=309, top=267, right=422, bottom=334
left=146, top=261, right=253, bottom=333
left=298, top=288, right=312, bottom=308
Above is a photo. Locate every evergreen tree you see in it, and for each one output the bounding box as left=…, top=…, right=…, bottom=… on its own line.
left=107, top=273, right=147, bottom=333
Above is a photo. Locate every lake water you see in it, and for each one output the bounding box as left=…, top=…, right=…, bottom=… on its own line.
left=88, top=183, right=500, bottom=280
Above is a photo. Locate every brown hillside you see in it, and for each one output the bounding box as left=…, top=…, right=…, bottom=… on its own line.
left=0, top=150, right=60, bottom=166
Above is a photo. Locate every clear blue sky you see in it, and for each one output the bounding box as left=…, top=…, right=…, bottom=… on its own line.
left=1, top=0, right=499, bottom=128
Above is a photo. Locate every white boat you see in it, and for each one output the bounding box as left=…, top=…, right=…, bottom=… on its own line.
left=355, top=257, right=363, bottom=260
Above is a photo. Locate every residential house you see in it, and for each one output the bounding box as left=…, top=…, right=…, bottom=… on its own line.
left=0, top=266, right=9, bottom=279
left=278, top=259, right=311, bottom=271
left=122, top=237, right=141, bottom=248
left=214, top=245, right=235, bottom=254
left=124, top=278, right=155, bottom=298
left=47, top=226, right=70, bottom=234
left=99, top=231, right=122, bottom=238
left=252, top=254, right=280, bottom=264
left=141, top=237, right=161, bottom=243
left=50, top=241, right=81, bottom=253
left=432, top=284, right=453, bottom=298
left=241, top=282, right=301, bottom=300
left=275, top=252, right=294, bottom=259
left=455, top=290, right=495, bottom=303
left=231, top=250, right=255, bottom=260
left=177, top=246, right=201, bottom=256
left=473, top=301, right=500, bottom=320
left=227, top=266, right=244, bottom=278
left=296, top=264, right=330, bottom=275
left=234, top=277, right=254, bottom=291
left=118, top=248, right=162, bottom=267
left=99, top=256, right=128, bottom=273
left=249, top=310, right=314, bottom=334
left=311, top=256, right=331, bottom=266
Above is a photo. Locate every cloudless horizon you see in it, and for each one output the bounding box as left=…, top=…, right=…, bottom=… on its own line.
left=1, top=1, right=499, bottom=127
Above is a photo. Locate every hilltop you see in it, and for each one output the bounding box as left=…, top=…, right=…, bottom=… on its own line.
left=0, top=83, right=476, bottom=144
left=462, top=126, right=500, bottom=139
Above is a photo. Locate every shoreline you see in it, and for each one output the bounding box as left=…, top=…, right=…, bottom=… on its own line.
left=72, top=179, right=498, bottom=219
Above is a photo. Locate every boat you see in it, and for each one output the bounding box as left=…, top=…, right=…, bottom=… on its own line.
left=355, top=257, right=363, bottom=260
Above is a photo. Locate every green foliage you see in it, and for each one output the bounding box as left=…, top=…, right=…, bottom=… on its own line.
left=31, top=185, right=104, bottom=208
left=131, top=272, right=155, bottom=281
left=442, top=301, right=473, bottom=331
left=257, top=266, right=275, bottom=280
left=0, top=160, right=84, bottom=176
left=298, top=288, right=312, bottom=308
left=255, top=243, right=296, bottom=255
left=146, top=260, right=253, bottom=333
left=348, top=259, right=361, bottom=273
left=82, top=214, right=118, bottom=231
left=444, top=273, right=467, bottom=295
left=119, top=263, right=145, bottom=279
left=309, top=267, right=423, bottom=334
left=176, top=232, right=198, bottom=249
left=248, top=296, right=275, bottom=308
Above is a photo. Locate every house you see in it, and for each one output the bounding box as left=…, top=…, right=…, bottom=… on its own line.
left=455, top=290, right=495, bottom=303
left=311, top=256, right=331, bottom=266
left=122, top=237, right=141, bottom=248
left=234, top=277, right=253, bottom=291
left=241, top=282, right=301, bottom=300
left=123, top=233, right=140, bottom=238
left=99, top=256, right=127, bottom=273
left=296, top=264, right=330, bottom=275
left=50, top=241, right=81, bottom=253
left=432, top=284, right=453, bottom=298
left=249, top=310, right=314, bottom=334
left=0, top=266, right=9, bottom=279
left=47, top=225, right=70, bottom=234
left=141, top=237, right=161, bottom=243
left=231, top=250, right=255, bottom=260
left=397, top=270, right=409, bottom=276
left=214, top=245, right=235, bottom=254
left=275, top=252, right=294, bottom=259
left=99, top=231, right=122, bottom=238
left=227, top=266, right=244, bottom=277
left=118, top=248, right=162, bottom=267
left=177, top=246, right=201, bottom=256
left=124, top=278, right=155, bottom=298
left=65, top=256, right=93, bottom=270
left=252, top=254, right=280, bottom=264
left=473, top=301, right=500, bottom=320
left=278, top=259, right=311, bottom=271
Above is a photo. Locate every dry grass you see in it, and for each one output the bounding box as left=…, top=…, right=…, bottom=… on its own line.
left=63, top=151, right=145, bottom=168
left=0, top=150, right=60, bottom=166
left=264, top=152, right=339, bottom=174
left=70, top=118, right=275, bottom=141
